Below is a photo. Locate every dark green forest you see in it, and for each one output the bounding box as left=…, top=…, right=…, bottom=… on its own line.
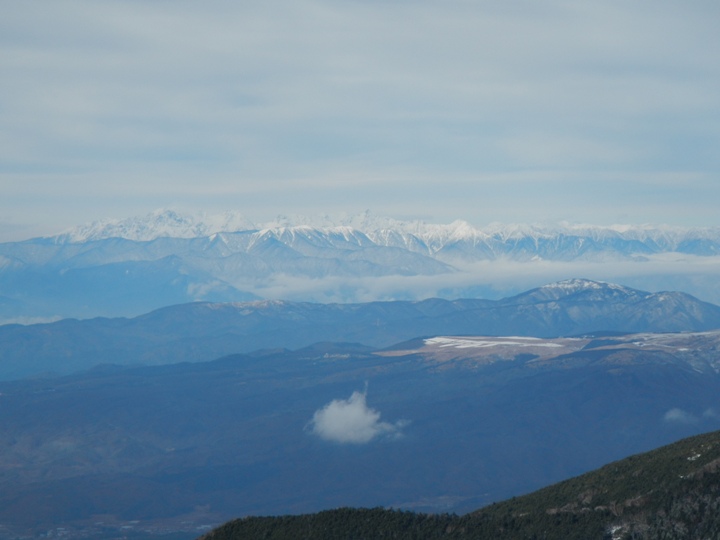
left=201, top=430, right=720, bottom=540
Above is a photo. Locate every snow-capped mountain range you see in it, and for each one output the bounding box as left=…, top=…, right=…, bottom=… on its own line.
left=55, top=209, right=720, bottom=258
left=1, top=210, right=720, bottom=322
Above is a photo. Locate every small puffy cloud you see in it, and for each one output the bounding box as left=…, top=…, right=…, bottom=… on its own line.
left=663, top=408, right=698, bottom=424
left=308, top=390, right=407, bottom=444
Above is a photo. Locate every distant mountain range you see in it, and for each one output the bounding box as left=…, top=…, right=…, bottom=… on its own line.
left=1, top=210, right=720, bottom=321
left=2, top=279, right=720, bottom=380
left=51, top=210, right=720, bottom=253
left=203, top=429, right=720, bottom=540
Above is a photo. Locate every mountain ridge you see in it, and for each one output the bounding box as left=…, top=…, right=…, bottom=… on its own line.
left=50, top=209, right=720, bottom=249
left=1, top=279, right=720, bottom=380
left=47, top=210, right=720, bottom=256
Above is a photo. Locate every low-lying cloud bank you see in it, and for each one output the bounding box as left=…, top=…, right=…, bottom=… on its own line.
left=242, top=256, right=720, bottom=306
left=308, top=390, right=407, bottom=444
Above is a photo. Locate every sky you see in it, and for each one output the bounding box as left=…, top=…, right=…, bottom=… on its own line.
left=2, top=0, right=720, bottom=241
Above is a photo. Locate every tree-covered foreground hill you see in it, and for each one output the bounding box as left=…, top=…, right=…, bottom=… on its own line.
left=201, top=429, right=720, bottom=540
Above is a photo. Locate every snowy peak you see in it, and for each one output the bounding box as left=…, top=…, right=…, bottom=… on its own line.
left=541, top=278, right=636, bottom=295
left=55, top=209, right=257, bottom=243
left=509, top=279, right=642, bottom=304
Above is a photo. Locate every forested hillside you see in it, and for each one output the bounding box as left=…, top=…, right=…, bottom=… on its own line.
left=202, top=429, right=720, bottom=540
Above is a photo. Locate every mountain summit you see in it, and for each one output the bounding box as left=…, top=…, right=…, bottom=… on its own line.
left=55, top=209, right=257, bottom=243
left=511, top=278, right=640, bottom=302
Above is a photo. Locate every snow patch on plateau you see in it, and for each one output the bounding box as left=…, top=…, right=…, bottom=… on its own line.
left=425, top=337, right=564, bottom=349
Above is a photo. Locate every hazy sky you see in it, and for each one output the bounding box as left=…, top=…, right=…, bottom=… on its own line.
left=2, top=0, right=719, bottom=240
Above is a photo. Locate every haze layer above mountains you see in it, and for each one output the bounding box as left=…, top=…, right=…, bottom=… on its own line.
left=1, top=210, right=720, bottom=323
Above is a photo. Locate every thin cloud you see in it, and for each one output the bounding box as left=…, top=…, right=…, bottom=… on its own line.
left=307, top=389, right=407, bottom=444
left=240, top=255, right=720, bottom=305
left=663, top=408, right=699, bottom=425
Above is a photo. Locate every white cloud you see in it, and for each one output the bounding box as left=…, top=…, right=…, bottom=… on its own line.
left=238, top=255, right=720, bottom=306
left=307, top=389, right=407, bottom=444
left=663, top=408, right=698, bottom=425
